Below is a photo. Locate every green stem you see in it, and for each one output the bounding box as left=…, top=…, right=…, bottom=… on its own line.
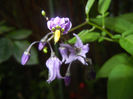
left=68, top=20, right=113, bottom=39
left=68, top=21, right=88, bottom=33
left=103, top=37, right=113, bottom=42
left=87, top=21, right=113, bottom=38
left=102, top=13, right=105, bottom=29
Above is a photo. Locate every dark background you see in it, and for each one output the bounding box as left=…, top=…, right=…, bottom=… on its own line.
left=0, top=0, right=133, bottom=99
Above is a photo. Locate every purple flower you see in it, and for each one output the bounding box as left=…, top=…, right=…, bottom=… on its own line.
left=21, top=51, right=30, bottom=65
left=59, top=33, right=89, bottom=65
left=46, top=55, right=63, bottom=83
left=38, top=42, right=46, bottom=51
left=47, top=16, right=72, bottom=34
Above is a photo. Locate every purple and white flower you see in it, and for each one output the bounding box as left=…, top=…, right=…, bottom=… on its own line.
left=47, top=16, right=72, bottom=34
left=46, top=55, right=63, bottom=83
left=59, top=33, right=89, bottom=65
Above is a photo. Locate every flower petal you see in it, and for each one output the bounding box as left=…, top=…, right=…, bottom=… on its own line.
left=73, top=33, right=83, bottom=47
left=77, top=56, right=88, bottom=65
left=65, top=53, right=76, bottom=64
left=46, top=56, right=63, bottom=83
left=59, top=46, right=68, bottom=62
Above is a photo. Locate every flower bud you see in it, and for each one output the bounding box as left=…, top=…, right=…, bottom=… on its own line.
left=38, top=42, right=46, bottom=51
left=41, top=10, right=46, bottom=16
left=64, top=76, right=71, bottom=86
left=21, top=51, right=30, bottom=65
left=43, top=47, right=48, bottom=54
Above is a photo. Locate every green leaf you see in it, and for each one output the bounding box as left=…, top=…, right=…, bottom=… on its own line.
left=98, top=0, right=111, bottom=14
left=0, top=37, right=13, bottom=63
left=13, top=40, right=39, bottom=65
left=119, top=35, right=133, bottom=56
left=122, top=30, right=133, bottom=37
left=96, top=12, right=109, bottom=18
left=97, top=53, right=130, bottom=78
left=117, top=13, right=133, bottom=23
left=0, top=26, right=14, bottom=34
left=7, top=29, right=32, bottom=40
left=68, top=30, right=100, bottom=44
left=98, top=36, right=104, bottom=42
left=85, top=0, right=95, bottom=18
left=108, top=65, right=133, bottom=99
left=91, top=17, right=133, bottom=33
left=112, top=34, right=121, bottom=39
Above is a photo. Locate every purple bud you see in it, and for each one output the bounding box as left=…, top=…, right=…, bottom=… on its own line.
left=38, top=42, right=46, bottom=51
left=64, top=76, right=71, bottom=86
left=21, top=51, right=30, bottom=65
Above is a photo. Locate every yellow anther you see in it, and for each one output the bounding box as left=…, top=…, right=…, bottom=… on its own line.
left=54, top=30, right=61, bottom=43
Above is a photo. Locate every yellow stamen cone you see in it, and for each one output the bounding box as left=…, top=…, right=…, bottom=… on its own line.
left=54, top=30, right=61, bottom=43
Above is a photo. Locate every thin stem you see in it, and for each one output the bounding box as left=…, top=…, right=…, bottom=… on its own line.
left=102, top=13, right=105, bottom=29
left=65, top=62, right=72, bottom=76
left=87, top=21, right=113, bottom=38
left=88, top=26, right=96, bottom=32
left=47, top=35, right=54, bottom=42
left=68, top=21, right=88, bottom=33
left=48, top=42, right=54, bottom=55
left=40, top=32, right=53, bottom=42
left=26, top=41, right=40, bottom=52
left=103, top=37, right=114, bottom=42
left=68, top=20, right=113, bottom=39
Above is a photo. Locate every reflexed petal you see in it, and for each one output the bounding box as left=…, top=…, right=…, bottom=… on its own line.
left=73, top=33, right=83, bottom=47
left=46, top=57, right=55, bottom=83
left=82, top=44, right=89, bottom=53
left=59, top=46, right=68, bottom=62
left=77, top=56, right=88, bottom=65
left=60, top=18, right=65, bottom=25
left=60, top=43, right=74, bottom=53
left=65, top=53, right=76, bottom=64
left=46, top=56, right=63, bottom=83
left=47, top=16, right=72, bottom=34
left=47, top=64, right=55, bottom=83
left=54, top=57, right=63, bottom=78
left=63, top=21, right=72, bottom=34
left=53, top=16, right=61, bottom=25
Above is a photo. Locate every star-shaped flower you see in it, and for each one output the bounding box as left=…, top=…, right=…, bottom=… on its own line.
left=59, top=33, right=89, bottom=65
left=47, top=16, right=72, bottom=43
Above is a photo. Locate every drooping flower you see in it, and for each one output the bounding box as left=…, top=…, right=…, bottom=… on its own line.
left=47, top=16, right=72, bottom=43
left=21, top=41, right=39, bottom=65
left=59, top=33, right=89, bottom=65
left=46, top=54, right=63, bottom=83
left=21, top=51, right=30, bottom=65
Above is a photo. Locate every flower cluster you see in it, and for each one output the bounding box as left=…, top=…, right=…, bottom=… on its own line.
left=21, top=15, right=90, bottom=85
